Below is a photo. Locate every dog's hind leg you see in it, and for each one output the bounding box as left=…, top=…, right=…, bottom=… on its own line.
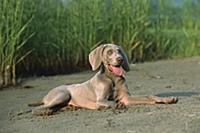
left=28, top=100, right=44, bottom=107
left=32, top=92, right=71, bottom=115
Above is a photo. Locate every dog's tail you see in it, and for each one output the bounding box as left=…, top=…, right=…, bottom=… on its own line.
left=28, top=100, right=44, bottom=107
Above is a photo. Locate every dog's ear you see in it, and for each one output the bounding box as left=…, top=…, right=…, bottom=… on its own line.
left=89, top=45, right=104, bottom=71
left=119, top=46, right=130, bottom=71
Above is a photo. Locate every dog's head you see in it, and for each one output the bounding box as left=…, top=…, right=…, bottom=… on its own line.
left=89, top=44, right=130, bottom=76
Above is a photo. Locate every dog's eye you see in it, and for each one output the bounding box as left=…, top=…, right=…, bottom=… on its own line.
left=107, top=50, right=113, bottom=55
left=117, top=49, right=121, bottom=53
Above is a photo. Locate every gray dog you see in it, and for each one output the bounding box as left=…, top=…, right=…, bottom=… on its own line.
left=29, top=44, right=177, bottom=115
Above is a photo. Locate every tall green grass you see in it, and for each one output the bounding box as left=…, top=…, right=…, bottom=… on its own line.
left=0, top=0, right=200, bottom=87
left=0, top=0, right=33, bottom=87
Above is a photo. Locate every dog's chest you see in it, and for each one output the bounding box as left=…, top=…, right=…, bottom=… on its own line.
left=107, top=85, right=117, bottom=100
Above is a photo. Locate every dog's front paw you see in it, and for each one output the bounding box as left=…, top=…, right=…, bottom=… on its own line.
left=115, top=102, right=126, bottom=109
left=149, top=96, right=178, bottom=104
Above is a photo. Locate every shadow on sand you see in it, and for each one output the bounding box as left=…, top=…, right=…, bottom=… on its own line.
left=156, top=91, right=200, bottom=97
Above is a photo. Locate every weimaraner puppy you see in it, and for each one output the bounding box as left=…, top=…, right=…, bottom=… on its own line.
left=29, top=44, right=177, bottom=115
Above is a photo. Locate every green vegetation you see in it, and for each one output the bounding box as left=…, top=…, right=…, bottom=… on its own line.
left=0, top=0, right=200, bottom=87
left=0, top=0, right=33, bottom=87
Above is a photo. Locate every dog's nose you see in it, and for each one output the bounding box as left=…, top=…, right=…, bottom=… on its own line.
left=117, top=57, right=123, bottom=64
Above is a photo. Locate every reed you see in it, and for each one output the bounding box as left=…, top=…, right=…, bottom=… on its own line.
left=0, top=0, right=33, bottom=87
left=1, top=0, right=200, bottom=88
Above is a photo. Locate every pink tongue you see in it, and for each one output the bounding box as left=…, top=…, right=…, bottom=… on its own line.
left=109, top=65, right=124, bottom=76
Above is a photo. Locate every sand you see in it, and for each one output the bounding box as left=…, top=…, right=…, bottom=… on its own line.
left=0, top=56, right=200, bottom=133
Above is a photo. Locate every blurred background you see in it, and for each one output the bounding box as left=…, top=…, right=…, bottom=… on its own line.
left=0, top=0, right=200, bottom=87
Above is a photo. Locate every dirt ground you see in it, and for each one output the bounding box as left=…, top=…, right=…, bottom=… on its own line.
left=1, top=56, right=200, bottom=133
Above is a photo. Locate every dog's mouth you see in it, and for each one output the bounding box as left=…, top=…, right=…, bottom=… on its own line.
left=108, top=64, right=124, bottom=76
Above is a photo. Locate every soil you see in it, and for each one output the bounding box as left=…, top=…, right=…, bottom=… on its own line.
left=1, top=56, right=200, bottom=133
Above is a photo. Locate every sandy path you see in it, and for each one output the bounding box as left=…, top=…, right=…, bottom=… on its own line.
left=0, top=57, right=200, bottom=133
